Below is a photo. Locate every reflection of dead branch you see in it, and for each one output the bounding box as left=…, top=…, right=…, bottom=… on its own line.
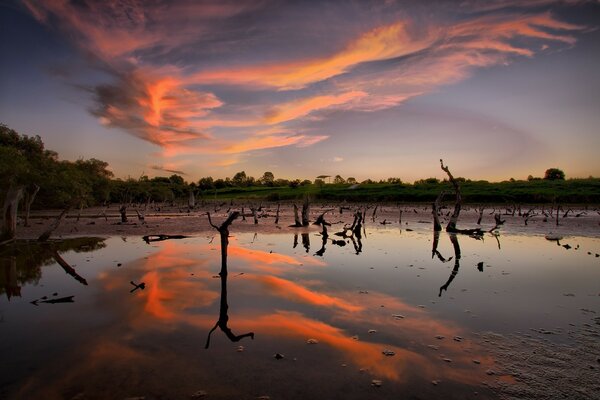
left=205, top=211, right=254, bottom=349
left=439, top=234, right=461, bottom=297
left=432, top=191, right=445, bottom=232
left=431, top=231, right=453, bottom=263
left=52, top=250, right=88, bottom=286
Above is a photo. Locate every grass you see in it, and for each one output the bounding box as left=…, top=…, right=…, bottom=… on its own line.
left=198, top=179, right=600, bottom=204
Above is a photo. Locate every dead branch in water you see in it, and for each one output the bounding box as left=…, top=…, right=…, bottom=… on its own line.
left=142, top=234, right=188, bottom=244
left=439, top=159, right=482, bottom=236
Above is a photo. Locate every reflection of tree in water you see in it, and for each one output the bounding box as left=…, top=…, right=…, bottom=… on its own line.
left=205, top=212, right=254, bottom=349
left=0, top=238, right=106, bottom=300
left=439, top=234, right=461, bottom=297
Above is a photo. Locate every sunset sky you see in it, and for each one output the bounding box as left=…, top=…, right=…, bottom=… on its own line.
left=1, top=0, right=599, bottom=182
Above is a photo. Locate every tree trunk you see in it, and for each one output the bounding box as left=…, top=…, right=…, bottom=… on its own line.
left=188, top=191, right=195, bottom=209
left=432, top=191, right=445, bottom=232
left=292, top=204, right=302, bottom=227
left=119, top=204, right=128, bottom=223
left=275, top=203, right=280, bottom=224
left=23, top=184, right=40, bottom=227
left=1, top=185, right=24, bottom=242
left=301, top=197, right=310, bottom=226
left=440, top=159, right=461, bottom=232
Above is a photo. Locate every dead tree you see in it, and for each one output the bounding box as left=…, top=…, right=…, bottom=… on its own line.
left=205, top=210, right=254, bottom=348
left=23, top=184, right=40, bottom=227
left=1, top=185, right=24, bottom=243
left=248, top=206, right=259, bottom=225
left=135, top=209, right=145, bottom=224
left=275, top=203, right=280, bottom=224
left=476, top=205, right=485, bottom=225
left=432, top=191, right=445, bottom=232
left=119, top=204, right=128, bottom=223
left=188, top=191, right=195, bottom=209
left=291, top=204, right=303, bottom=227
left=439, top=159, right=482, bottom=236
left=313, top=209, right=333, bottom=227
left=38, top=200, right=77, bottom=242
left=489, top=214, right=506, bottom=232
left=371, top=205, right=378, bottom=222
left=301, top=196, right=310, bottom=226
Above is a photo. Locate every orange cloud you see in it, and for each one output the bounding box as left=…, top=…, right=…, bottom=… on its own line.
left=264, top=91, right=367, bottom=124
left=190, top=21, right=433, bottom=90
left=23, top=1, right=588, bottom=166
left=250, top=275, right=363, bottom=313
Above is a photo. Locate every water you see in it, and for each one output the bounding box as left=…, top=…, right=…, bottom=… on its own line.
left=1, top=228, right=599, bottom=399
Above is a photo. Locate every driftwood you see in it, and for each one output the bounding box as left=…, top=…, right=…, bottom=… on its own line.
left=142, top=234, right=187, bottom=243
left=205, top=210, right=254, bottom=349
left=313, top=209, right=333, bottom=227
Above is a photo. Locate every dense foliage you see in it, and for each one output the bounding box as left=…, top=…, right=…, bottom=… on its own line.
left=1, top=124, right=599, bottom=209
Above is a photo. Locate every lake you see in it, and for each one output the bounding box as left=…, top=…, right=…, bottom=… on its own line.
left=1, top=226, right=599, bottom=399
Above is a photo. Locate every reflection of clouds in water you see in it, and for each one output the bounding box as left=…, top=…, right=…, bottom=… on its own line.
left=14, top=233, right=498, bottom=398
left=92, top=236, right=492, bottom=384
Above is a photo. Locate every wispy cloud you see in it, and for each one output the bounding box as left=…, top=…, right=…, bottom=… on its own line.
left=24, top=0, right=588, bottom=170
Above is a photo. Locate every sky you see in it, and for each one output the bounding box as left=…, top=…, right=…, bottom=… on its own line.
left=1, top=0, right=599, bottom=182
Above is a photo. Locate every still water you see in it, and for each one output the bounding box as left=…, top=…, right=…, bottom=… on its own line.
left=1, top=227, right=599, bottom=399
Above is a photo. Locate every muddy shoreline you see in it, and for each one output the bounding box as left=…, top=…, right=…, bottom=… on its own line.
left=16, top=202, right=600, bottom=240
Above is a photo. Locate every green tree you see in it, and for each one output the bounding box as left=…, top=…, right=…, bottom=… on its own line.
left=198, top=177, right=214, bottom=190
left=333, top=175, right=345, bottom=184
left=260, top=171, right=275, bottom=186
left=232, top=171, right=247, bottom=186
left=544, top=168, right=565, bottom=180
